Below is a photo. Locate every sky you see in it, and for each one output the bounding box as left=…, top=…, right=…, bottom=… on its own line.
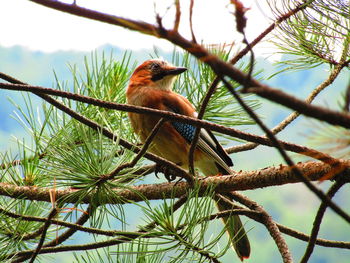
left=0, top=0, right=277, bottom=56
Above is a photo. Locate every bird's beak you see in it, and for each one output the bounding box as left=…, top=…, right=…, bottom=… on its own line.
left=151, top=66, right=187, bottom=81
left=165, top=67, right=187, bottom=76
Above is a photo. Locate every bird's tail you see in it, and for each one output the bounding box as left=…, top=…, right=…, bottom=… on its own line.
left=216, top=197, right=251, bottom=261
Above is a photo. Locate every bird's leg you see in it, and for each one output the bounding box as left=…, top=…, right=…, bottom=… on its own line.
left=154, top=163, right=179, bottom=182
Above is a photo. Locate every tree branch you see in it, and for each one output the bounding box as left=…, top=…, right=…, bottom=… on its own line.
left=246, top=85, right=350, bottom=129
left=0, top=79, right=339, bottom=165
left=13, top=205, right=94, bottom=262
left=188, top=78, right=220, bottom=176
left=173, top=0, right=181, bottom=32
left=189, top=0, right=197, bottom=43
left=221, top=78, right=350, bottom=224
left=3, top=205, right=349, bottom=251
left=27, top=208, right=58, bottom=263
left=27, top=0, right=350, bottom=130
left=228, top=192, right=293, bottom=263
left=227, top=54, right=348, bottom=154
left=101, top=118, right=167, bottom=183
left=0, top=161, right=348, bottom=205
left=300, top=179, right=347, bottom=263
left=0, top=73, right=192, bottom=183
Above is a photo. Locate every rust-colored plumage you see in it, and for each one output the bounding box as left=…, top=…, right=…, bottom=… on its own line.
left=126, top=59, right=250, bottom=260
left=127, top=59, right=205, bottom=168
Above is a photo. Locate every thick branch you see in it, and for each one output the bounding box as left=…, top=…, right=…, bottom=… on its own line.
left=27, top=0, right=350, bottom=130
left=227, top=55, right=348, bottom=154
left=222, top=78, right=350, bottom=224
left=246, top=85, right=350, bottom=129
left=30, top=0, right=157, bottom=35
left=0, top=161, right=349, bottom=204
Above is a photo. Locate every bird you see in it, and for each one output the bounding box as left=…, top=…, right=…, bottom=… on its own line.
left=126, top=59, right=250, bottom=261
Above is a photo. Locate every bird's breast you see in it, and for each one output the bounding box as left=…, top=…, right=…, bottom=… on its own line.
left=126, top=86, right=209, bottom=169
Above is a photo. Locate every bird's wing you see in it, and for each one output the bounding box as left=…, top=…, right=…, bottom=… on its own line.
left=163, top=94, right=233, bottom=174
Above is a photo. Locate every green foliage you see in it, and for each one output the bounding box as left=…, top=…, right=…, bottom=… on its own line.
left=73, top=186, right=228, bottom=263
left=0, top=48, right=257, bottom=262
left=0, top=198, right=52, bottom=260
left=269, top=0, right=350, bottom=73
left=171, top=47, right=260, bottom=127
left=138, top=186, right=228, bottom=263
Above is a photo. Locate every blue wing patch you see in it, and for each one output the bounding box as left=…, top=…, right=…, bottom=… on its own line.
left=171, top=121, right=196, bottom=143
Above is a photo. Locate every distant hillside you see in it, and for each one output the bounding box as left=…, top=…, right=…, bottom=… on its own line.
left=0, top=44, right=348, bottom=150
left=0, top=44, right=170, bottom=150
left=0, top=44, right=347, bottom=148
left=0, top=44, right=169, bottom=86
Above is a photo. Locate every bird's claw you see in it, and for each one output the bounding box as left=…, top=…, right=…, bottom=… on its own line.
left=155, top=164, right=177, bottom=182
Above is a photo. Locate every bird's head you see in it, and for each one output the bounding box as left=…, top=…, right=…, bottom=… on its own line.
left=129, top=59, right=187, bottom=91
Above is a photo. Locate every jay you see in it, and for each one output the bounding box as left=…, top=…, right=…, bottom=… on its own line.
left=127, top=59, right=250, bottom=260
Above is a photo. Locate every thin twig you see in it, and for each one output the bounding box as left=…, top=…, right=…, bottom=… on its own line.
left=221, top=78, right=350, bottom=225
left=173, top=0, right=181, bottom=31
left=3, top=205, right=349, bottom=250
left=227, top=59, right=348, bottom=154
left=0, top=78, right=339, bottom=165
left=46, top=205, right=93, bottom=248
left=102, top=118, right=166, bottom=183
left=229, top=0, right=317, bottom=65
left=246, top=85, right=350, bottom=129
left=8, top=230, right=165, bottom=260
left=27, top=208, right=58, bottom=263
left=8, top=195, right=190, bottom=261
left=27, top=0, right=350, bottom=130
left=201, top=207, right=350, bottom=249
left=14, top=205, right=93, bottom=262
left=230, top=0, right=253, bottom=92
left=344, top=80, right=350, bottom=112
left=241, top=33, right=254, bottom=93
left=277, top=223, right=350, bottom=249
left=300, top=179, right=347, bottom=263
left=0, top=206, right=144, bottom=237
left=189, top=0, right=197, bottom=43
left=228, top=192, right=293, bottom=263
left=188, top=78, right=220, bottom=176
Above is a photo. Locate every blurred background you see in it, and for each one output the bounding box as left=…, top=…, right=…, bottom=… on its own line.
left=0, top=1, right=349, bottom=262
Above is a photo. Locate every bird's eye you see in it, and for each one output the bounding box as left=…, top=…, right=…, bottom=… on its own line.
left=150, top=63, right=161, bottom=71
